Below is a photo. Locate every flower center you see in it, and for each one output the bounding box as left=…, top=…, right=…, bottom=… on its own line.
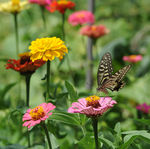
left=77, top=13, right=85, bottom=18
left=129, top=55, right=137, bottom=60
left=11, top=0, right=20, bottom=5
left=91, top=26, right=97, bottom=31
left=20, top=56, right=30, bottom=64
left=58, top=0, right=68, bottom=5
left=86, top=95, right=100, bottom=108
left=30, top=106, right=45, bottom=120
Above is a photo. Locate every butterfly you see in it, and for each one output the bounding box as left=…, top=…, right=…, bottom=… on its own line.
left=97, top=52, right=131, bottom=94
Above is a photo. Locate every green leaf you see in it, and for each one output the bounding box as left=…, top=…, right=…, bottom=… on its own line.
left=134, top=119, right=150, bottom=126
left=99, top=137, right=115, bottom=149
left=78, top=132, right=95, bottom=149
left=114, top=122, right=122, bottom=147
left=114, top=122, right=121, bottom=134
left=65, top=81, right=78, bottom=101
left=122, top=130, right=147, bottom=135
left=49, top=111, right=80, bottom=126
left=0, top=82, right=16, bottom=99
left=120, top=131, right=150, bottom=149
left=3, top=144, right=25, bottom=149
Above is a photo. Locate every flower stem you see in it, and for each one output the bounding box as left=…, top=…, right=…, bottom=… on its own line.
left=46, top=60, right=50, bottom=102
left=62, top=13, right=65, bottom=41
left=40, top=6, right=46, bottom=29
left=41, top=122, right=52, bottom=149
left=25, top=74, right=31, bottom=147
left=13, top=13, right=19, bottom=57
left=27, top=130, right=31, bottom=148
left=25, top=74, right=31, bottom=107
left=92, top=118, right=99, bottom=149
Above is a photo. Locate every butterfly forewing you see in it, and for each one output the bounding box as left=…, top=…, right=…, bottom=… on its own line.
left=97, top=52, right=113, bottom=87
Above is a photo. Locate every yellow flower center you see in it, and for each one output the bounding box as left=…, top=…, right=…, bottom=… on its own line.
left=58, top=0, right=68, bottom=5
left=86, top=95, right=100, bottom=108
left=77, top=13, right=85, bottom=18
left=30, top=106, right=45, bottom=120
left=11, top=0, right=20, bottom=5
left=19, top=52, right=30, bottom=58
left=91, top=26, right=97, bottom=31
left=129, top=55, right=137, bottom=60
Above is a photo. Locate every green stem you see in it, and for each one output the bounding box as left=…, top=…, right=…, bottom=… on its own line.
left=46, top=61, right=50, bottom=102
left=40, top=6, right=46, bottom=29
left=41, top=122, right=52, bottom=149
left=62, top=13, right=65, bottom=41
left=27, top=130, right=31, bottom=148
left=25, top=74, right=31, bottom=147
left=25, top=74, right=31, bottom=107
left=92, top=118, right=99, bottom=149
left=14, top=13, right=19, bottom=57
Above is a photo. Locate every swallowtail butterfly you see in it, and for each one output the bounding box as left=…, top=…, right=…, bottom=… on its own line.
left=97, top=52, right=131, bottom=94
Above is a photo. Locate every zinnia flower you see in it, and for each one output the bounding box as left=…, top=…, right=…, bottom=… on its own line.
left=6, top=52, right=45, bottom=75
left=23, top=103, right=56, bottom=128
left=68, top=95, right=117, bottom=117
left=46, top=0, right=75, bottom=14
left=68, top=10, right=95, bottom=26
left=80, top=25, right=109, bottom=39
left=123, top=55, right=142, bottom=63
left=29, top=37, right=68, bottom=62
left=29, top=0, right=52, bottom=6
left=0, top=0, right=28, bottom=14
left=136, top=103, right=150, bottom=114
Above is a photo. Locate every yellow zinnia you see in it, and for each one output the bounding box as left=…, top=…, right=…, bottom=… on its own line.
left=0, top=0, right=28, bottom=14
left=29, top=37, right=68, bottom=62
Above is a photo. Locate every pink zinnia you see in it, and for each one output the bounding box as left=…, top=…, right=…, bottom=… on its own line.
left=68, top=10, right=95, bottom=26
left=136, top=103, right=150, bottom=114
left=29, top=0, right=52, bottom=6
left=80, top=25, right=109, bottom=39
left=68, top=95, right=117, bottom=117
left=123, top=55, right=142, bottom=63
left=23, top=103, right=56, bottom=128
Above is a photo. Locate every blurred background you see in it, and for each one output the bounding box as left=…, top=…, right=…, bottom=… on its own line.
left=0, top=0, right=150, bottom=148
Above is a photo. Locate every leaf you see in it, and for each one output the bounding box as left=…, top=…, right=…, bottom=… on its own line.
left=114, top=122, right=122, bottom=147
left=0, top=82, right=16, bottom=99
left=122, top=130, right=147, bottom=135
left=78, top=132, right=95, bottom=149
left=134, top=119, right=150, bottom=126
left=65, top=81, right=78, bottom=101
left=49, top=111, right=80, bottom=126
left=114, top=122, right=121, bottom=134
left=50, top=133, right=59, bottom=149
left=99, top=137, right=115, bottom=149
left=120, top=131, right=150, bottom=149
left=3, top=144, right=25, bottom=149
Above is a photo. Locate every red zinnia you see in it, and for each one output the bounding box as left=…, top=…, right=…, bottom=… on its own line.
left=6, top=52, right=45, bottom=75
left=80, top=25, right=109, bottom=39
left=46, top=0, right=75, bottom=14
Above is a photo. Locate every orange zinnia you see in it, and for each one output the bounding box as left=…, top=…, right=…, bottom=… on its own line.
left=6, top=52, right=45, bottom=75
left=46, top=0, right=75, bottom=14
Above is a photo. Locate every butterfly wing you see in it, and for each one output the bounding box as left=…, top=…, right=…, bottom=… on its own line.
left=97, top=52, right=113, bottom=88
left=105, top=65, right=131, bottom=91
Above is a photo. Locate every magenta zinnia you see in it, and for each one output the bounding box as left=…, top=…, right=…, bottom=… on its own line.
left=123, top=55, right=142, bottom=63
left=136, top=103, right=150, bottom=114
left=23, top=103, right=56, bottom=128
left=68, top=10, right=95, bottom=26
left=68, top=95, right=117, bottom=117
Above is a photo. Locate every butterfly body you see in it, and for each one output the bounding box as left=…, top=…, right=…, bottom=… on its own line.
left=97, top=52, right=131, bottom=94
